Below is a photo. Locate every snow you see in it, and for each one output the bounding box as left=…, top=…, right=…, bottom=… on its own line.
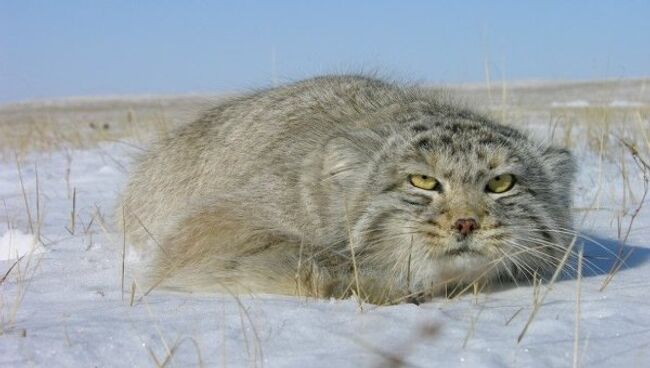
left=609, top=100, right=644, bottom=107
left=0, top=230, right=43, bottom=261
left=1, top=135, right=649, bottom=367
left=551, top=100, right=590, bottom=108
left=550, top=99, right=647, bottom=108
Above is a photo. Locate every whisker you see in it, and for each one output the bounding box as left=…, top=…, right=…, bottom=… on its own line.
left=507, top=237, right=609, bottom=276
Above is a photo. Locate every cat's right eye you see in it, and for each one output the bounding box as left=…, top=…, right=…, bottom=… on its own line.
left=486, top=174, right=516, bottom=193
left=409, top=174, right=439, bottom=191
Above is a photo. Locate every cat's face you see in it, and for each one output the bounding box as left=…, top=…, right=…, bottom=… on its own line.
left=345, top=117, right=575, bottom=295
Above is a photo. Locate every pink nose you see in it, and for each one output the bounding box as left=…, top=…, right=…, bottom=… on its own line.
left=454, top=218, right=479, bottom=237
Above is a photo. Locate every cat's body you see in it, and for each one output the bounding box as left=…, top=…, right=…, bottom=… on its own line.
left=120, top=75, right=575, bottom=304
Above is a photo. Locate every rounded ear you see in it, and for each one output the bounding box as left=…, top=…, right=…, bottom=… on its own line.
left=544, top=146, right=575, bottom=174
left=322, top=130, right=382, bottom=187
left=542, top=146, right=576, bottom=198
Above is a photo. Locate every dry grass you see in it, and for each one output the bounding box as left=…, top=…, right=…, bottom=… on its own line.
left=0, top=79, right=648, bottom=365
left=573, top=248, right=584, bottom=368
left=0, top=96, right=216, bottom=159
left=599, top=147, right=649, bottom=291
left=0, top=157, right=45, bottom=336
left=1, top=79, right=648, bottom=160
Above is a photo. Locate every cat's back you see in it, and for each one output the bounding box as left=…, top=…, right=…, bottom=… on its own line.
left=154, top=75, right=413, bottom=181
left=120, top=75, right=409, bottom=245
left=198, top=74, right=406, bottom=142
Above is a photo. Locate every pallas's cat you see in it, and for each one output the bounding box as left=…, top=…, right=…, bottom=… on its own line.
left=119, top=76, right=575, bottom=304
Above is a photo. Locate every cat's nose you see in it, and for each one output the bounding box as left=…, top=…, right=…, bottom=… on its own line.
left=453, top=218, right=479, bottom=237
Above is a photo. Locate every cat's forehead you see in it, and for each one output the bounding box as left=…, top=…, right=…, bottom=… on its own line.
left=401, top=118, right=528, bottom=180
left=408, top=117, right=524, bottom=146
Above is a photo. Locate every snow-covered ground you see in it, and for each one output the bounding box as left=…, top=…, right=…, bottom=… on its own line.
left=1, top=94, right=649, bottom=367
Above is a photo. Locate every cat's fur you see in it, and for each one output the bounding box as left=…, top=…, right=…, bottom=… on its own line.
left=119, top=75, right=575, bottom=304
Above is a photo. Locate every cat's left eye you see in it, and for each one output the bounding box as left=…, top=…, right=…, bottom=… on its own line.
left=409, top=174, right=439, bottom=191
left=486, top=174, right=516, bottom=193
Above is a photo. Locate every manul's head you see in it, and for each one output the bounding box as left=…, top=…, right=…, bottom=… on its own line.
left=325, top=114, right=575, bottom=299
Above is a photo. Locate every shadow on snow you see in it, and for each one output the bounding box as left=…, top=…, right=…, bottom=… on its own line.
left=578, top=232, right=650, bottom=278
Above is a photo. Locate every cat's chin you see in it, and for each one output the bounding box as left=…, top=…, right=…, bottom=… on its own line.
left=430, top=252, right=498, bottom=285
left=442, top=248, right=483, bottom=257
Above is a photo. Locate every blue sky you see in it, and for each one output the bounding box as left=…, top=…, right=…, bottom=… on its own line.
left=1, top=1, right=648, bottom=103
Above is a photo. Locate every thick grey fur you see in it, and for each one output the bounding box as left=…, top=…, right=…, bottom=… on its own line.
left=119, top=75, right=575, bottom=304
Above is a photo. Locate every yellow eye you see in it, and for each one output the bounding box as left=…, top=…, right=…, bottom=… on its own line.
left=486, top=174, right=516, bottom=193
left=409, top=175, right=439, bottom=191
